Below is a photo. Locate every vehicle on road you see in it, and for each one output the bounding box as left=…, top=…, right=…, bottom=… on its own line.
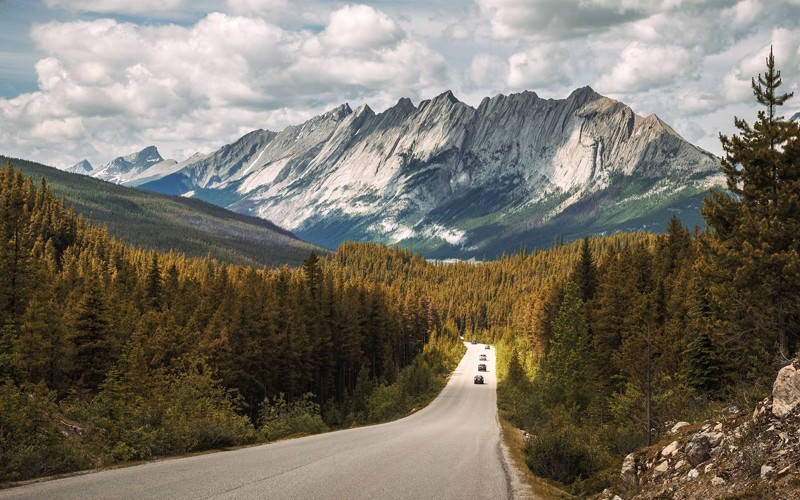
left=478, top=364, right=487, bottom=372
left=474, top=375, right=484, bottom=384
left=485, top=345, right=490, bottom=350
left=471, top=339, right=477, bottom=344
left=479, top=354, right=487, bottom=361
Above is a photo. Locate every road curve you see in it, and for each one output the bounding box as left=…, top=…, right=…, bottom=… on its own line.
left=0, top=343, right=509, bottom=500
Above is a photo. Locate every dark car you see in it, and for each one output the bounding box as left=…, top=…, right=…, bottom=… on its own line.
left=478, top=364, right=487, bottom=372
left=474, top=375, right=484, bottom=384
left=471, top=339, right=477, bottom=345
left=479, top=354, right=487, bottom=361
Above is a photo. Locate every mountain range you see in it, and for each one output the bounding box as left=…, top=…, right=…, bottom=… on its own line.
left=71, top=87, right=726, bottom=258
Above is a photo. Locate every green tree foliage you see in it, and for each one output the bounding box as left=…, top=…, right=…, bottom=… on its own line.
left=702, top=47, right=800, bottom=366
left=572, top=237, right=597, bottom=302
left=68, top=277, right=114, bottom=391
left=0, top=381, right=89, bottom=481
left=259, top=392, right=328, bottom=441
left=538, top=281, right=595, bottom=416
left=683, top=275, right=723, bottom=395
left=0, top=162, right=443, bottom=480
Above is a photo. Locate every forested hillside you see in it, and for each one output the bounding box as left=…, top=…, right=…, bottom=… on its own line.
left=0, top=161, right=462, bottom=481
left=0, top=156, right=320, bottom=267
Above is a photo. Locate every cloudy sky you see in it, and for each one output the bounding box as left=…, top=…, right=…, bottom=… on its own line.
left=1, top=0, right=799, bottom=169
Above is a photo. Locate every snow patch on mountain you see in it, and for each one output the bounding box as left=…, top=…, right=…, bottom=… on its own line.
left=89, top=146, right=176, bottom=185
left=421, top=224, right=467, bottom=246
left=66, top=159, right=93, bottom=174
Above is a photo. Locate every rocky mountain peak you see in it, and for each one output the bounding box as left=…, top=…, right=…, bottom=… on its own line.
left=353, top=103, right=375, bottom=117
left=88, top=145, right=174, bottom=185
left=67, top=159, right=93, bottom=174
left=396, top=97, right=415, bottom=109
left=122, top=145, right=163, bottom=167
left=568, top=85, right=600, bottom=104
left=418, top=90, right=466, bottom=113
left=376, top=97, right=417, bottom=123
left=437, top=89, right=459, bottom=104
left=327, top=103, right=353, bottom=121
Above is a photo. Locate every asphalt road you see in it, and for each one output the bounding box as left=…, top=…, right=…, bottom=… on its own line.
left=0, top=343, right=510, bottom=500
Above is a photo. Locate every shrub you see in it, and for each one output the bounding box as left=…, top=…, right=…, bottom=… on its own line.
left=0, top=381, right=89, bottom=481
left=259, top=393, right=328, bottom=441
left=367, top=383, right=402, bottom=422
left=523, top=406, right=596, bottom=485
left=525, top=428, right=594, bottom=485
left=158, top=366, right=255, bottom=453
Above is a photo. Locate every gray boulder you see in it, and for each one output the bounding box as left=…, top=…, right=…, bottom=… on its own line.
left=685, top=434, right=711, bottom=467
left=772, top=360, right=800, bottom=417
left=621, top=452, right=639, bottom=487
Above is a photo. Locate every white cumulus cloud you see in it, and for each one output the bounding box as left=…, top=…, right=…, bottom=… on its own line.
left=507, top=46, right=573, bottom=89
left=0, top=5, right=447, bottom=166
left=595, top=43, right=694, bottom=93
left=319, top=5, right=404, bottom=51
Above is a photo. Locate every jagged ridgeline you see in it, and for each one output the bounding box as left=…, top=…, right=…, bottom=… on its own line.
left=2, top=155, right=319, bottom=267
left=86, top=87, right=724, bottom=258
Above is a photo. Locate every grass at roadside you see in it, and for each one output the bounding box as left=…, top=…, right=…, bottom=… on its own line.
left=499, top=416, right=573, bottom=499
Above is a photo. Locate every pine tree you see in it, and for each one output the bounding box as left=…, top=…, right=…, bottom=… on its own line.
left=144, top=253, right=162, bottom=310
left=539, top=281, right=595, bottom=416
left=303, top=251, right=323, bottom=302
left=68, top=278, right=114, bottom=390
left=702, top=46, right=800, bottom=362
left=572, top=237, right=597, bottom=302
left=682, top=274, right=723, bottom=395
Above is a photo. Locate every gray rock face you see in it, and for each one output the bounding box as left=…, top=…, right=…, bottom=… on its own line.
left=90, top=146, right=176, bottom=185
left=66, top=159, right=93, bottom=174
left=772, top=360, right=800, bottom=417
left=621, top=452, right=639, bottom=487
left=685, top=434, right=711, bottom=467
left=114, top=88, right=723, bottom=257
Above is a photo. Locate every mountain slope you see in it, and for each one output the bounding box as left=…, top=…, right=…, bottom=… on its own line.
left=126, top=87, right=723, bottom=258
left=90, top=145, right=178, bottom=185
left=66, top=159, right=93, bottom=174
left=3, top=155, right=320, bottom=267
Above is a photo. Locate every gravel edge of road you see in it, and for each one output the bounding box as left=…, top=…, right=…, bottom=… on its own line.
left=497, top=412, right=527, bottom=499
left=498, top=416, right=572, bottom=499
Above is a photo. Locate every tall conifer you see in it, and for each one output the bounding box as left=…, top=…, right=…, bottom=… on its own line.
left=702, top=46, right=800, bottom=362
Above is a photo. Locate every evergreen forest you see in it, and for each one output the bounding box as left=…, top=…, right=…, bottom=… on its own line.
left=1, top=49, right=799, bottom=496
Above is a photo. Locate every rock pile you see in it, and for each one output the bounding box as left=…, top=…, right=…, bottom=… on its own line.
left=607, top=359, right=800, bottom=499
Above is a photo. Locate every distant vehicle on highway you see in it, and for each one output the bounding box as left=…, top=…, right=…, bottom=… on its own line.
left=474, top=375, right=484, bottom=384
left=485, top=345, right=490, bottom=350
left=471, top=339, right=477, bottom=345
left=478, top=364, right=487, bottom=372
left=479, top=354, right=487, bottom=361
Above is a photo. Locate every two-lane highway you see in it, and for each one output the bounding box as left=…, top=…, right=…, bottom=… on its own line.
left=1, top=343, right=511, bottom=500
